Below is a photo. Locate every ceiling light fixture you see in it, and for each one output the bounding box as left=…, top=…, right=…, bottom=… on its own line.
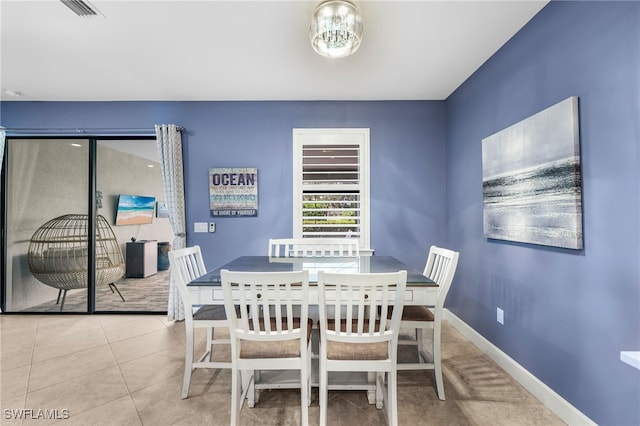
left=309, top=0, right=363, bottom=59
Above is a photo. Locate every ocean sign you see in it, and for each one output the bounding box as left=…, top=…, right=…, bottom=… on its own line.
left=209, top=167, right=258, bottom=217
left=482, top=97, right=583, bottom=249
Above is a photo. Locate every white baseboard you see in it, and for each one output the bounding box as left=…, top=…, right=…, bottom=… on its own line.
left=444, top=309, right=596, bottom=426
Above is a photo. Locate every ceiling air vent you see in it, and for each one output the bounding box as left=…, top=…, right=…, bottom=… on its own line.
left=60, top=0, right=100, bottom=17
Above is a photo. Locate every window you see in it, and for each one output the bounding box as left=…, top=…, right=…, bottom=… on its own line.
left=293, top=129, right=371, bottom=254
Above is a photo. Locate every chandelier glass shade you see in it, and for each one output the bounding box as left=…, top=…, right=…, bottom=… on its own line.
left=309, top=0, right=363, bottom=58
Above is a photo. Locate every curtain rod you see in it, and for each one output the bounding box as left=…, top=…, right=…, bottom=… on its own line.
left=0, top=126, right=184, bottom=135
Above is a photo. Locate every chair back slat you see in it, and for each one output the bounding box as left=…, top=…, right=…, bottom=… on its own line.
left=269, top=238, right=359, bottom=257
left=168, top=246, right=208, bottom=317
left=376, top=283, right=390, bottom=333
left=318, top=271, right=407, bottom=343
left=221, top=269, right=309, bottom=342
left=423, top=246, right=459, bottom=309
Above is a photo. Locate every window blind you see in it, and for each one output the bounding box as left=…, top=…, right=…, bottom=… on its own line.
left=301, top=144, right=361, bottom=238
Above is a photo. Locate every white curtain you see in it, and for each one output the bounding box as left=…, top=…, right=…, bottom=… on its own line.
left=155, top=124, right=186, bottom=321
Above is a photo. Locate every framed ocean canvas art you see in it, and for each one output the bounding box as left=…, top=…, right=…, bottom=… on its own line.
left=482, top=97, right=583, bottom=249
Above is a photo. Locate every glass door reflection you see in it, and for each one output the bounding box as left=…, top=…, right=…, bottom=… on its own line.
left=4, top=138, right=90, bottom=312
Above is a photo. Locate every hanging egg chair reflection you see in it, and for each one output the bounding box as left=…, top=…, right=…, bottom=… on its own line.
left=28, top=214, right=126, bottom=310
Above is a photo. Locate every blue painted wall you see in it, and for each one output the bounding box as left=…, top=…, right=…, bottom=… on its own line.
left=445, top=2, right=640, bottom=425
left=1, top=101, right=446, bottom=271
left=1, top=1, right=638, bottom=424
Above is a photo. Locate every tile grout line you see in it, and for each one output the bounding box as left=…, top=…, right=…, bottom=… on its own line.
left=12, top=315, right=111, bottom=425
left=20, top=317, right=40, bottom=417
left=10, top=317, right=40, bottom=426
left=100, top=316, right=146, bottom=426
left=21, top=318, right=130, bottom=424
left=99, top=316, right=195, bottom=423
left=25, top=319, right=122, bottom=424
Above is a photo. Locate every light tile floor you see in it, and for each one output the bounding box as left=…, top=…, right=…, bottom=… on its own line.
left=0, top=314, right=565, bottom=425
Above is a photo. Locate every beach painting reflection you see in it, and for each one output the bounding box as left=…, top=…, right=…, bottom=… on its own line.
left=115, top=194, right=156, bottom=226
left=482, top=97, right=583, bottom=249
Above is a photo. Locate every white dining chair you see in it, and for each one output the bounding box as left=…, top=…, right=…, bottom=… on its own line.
left=396, top=245, right=459, bottom=400
left=221, top=269, right=312, bottom=426
left=317, top=270, right=407, bottom=426
left=268, top=237, right=359, bottom=257
left=168, top=246, right=231, bottom=399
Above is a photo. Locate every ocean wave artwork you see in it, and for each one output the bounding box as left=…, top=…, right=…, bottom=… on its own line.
left=482, top=97, right=583, bottom=249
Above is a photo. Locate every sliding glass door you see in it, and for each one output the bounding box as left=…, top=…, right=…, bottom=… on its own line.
left=1, top=136, right=170, bottom=313
left=3, top=138, right=90, bottom=312
left=95, top=139, right=172, bottom=312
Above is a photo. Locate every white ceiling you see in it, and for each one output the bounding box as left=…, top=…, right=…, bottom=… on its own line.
left=0, top=0, right=548, bottom=102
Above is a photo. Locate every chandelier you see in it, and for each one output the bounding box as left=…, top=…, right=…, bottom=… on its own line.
left=309, top=0, right=363, bottom=58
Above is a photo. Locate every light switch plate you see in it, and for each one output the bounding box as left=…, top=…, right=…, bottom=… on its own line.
left=194, top=222, right=208, bottom=233
left=209, top=222, right=216, bottom=233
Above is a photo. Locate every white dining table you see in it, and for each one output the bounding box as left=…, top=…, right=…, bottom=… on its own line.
left=188, top=255, right=437, bottom=306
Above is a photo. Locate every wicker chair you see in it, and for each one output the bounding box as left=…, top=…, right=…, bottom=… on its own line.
left=28, top=214, right=126, bottom=310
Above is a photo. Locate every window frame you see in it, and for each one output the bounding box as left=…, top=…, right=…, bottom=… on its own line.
left=292, top=128, right=371, bottom=254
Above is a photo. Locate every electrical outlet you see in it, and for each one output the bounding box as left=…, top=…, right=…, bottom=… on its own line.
left=497, top=307, right=504, bottom=325
left=194, top=222, right=208, bottom=233
left=209, top=222, right=216, bottom=233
